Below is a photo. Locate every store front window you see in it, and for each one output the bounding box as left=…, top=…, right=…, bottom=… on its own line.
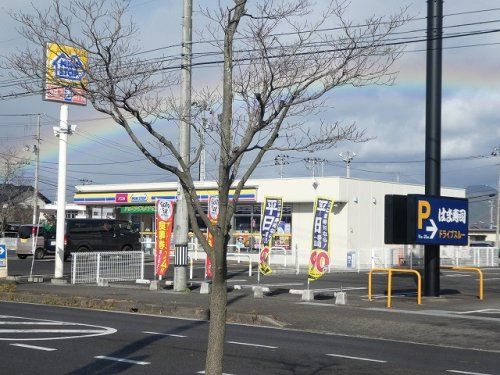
left=232, top=203, right=292, bottom=250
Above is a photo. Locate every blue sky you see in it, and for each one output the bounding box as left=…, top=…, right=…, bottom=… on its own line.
left=0, top=0, right=499, bottom=201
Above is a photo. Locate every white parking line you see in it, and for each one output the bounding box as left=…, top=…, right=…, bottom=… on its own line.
left=447, top=370, right=493, bottom=375
left=456, top=309, right=500, bottom=315
left=95, top=356, right=150, bottom=365
left=197, top=371, right=234, bottom=375
left=11, top=343, right=57, bottom=351
left=326, top=353, right=387, bottom=363
left=0, top=329, right=106, bottom=333
left=143, top=331, right=187, bottom=338
left=227, top=340, right=277, bottom=349
left=0, top=322, right=76, bottom=325
left=444, top=274, right=471, bottom=278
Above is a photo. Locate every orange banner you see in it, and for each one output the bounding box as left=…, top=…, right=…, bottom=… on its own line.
left=155, top=200, right=174, bottom=277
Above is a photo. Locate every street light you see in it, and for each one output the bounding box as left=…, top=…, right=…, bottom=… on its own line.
left=339, top=151, right=356, bottom=178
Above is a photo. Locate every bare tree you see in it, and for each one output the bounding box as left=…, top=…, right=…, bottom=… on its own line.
left=6, top=0, right=409, bottom=373
left=0, top=147, right=31, bottom=231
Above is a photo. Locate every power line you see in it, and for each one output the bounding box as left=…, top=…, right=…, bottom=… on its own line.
left=2, top=18, right=500, bottom=96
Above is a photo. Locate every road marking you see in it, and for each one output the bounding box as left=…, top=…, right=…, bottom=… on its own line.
left=456, top=309, right=500, bottom=315
left=290, top=286, right=365, bottom=295
left=0, top=314, right=116, bottom=341
left=197, top=371, right=234, bottom=374
left=444, top=274, right=471, bottom=278
left=10, top=343, right=57, bottom=351
left=227, top=340, right=277, bottom=349
left=447, top=370, right=493, bottom=375
left=326, top=353, right=387, bottom=363
left=0, top=321, right=77, bottom=325
left=95, top=356, right=150, bottom=365
left=366, top=308, right=500, bottom=323
left=143, top=331, right=187, bottom=338
left=296, top=302, right=337, bottom=307
left=0, top=329, right=107, bottom=333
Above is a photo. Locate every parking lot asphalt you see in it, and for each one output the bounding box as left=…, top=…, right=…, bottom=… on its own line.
left=2, top=253, right=500, bottom=353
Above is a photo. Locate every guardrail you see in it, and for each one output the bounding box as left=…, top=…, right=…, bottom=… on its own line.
left=368, top=268, right=422, bottom=308
left=226, top=252, right=252, bottom=276
left=269, top=246, right=288, bottom=267
left=71, top=251, right=144, bottom=284
left=441, top=266, right=484, bottom=300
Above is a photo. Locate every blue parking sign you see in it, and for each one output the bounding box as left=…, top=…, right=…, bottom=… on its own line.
left=0, top=244, right=6, bottom=268
left=408, top=195, right=468, bottom=246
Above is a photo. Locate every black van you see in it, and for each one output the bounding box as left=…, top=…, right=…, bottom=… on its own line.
left=62, top=219, right=141, bottom=260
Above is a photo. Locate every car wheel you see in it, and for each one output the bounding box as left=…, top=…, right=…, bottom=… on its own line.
left=34, top=248, right=45, bottom=260
left=17, top=254, right=28, bottom=259
left=77, top=246, right=89, bottom=253
left=121, top=245, right=133, bottom=252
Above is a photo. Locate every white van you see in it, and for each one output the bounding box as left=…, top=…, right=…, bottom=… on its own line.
left=16, top=224, right=51, bottom=260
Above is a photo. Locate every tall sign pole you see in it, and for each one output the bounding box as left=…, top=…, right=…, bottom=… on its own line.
left=424, top=0, right=443, bottom=297
left=54, top=104, right=69, bottom=278
left=44, top=43, right=87, bottom=280
left=174, top=0, right=192, bottom=292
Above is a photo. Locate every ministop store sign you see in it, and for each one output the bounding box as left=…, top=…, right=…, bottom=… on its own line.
left=407, top=195, right=468, bottom=246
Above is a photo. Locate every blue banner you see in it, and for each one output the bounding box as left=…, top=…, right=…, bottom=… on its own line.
left=309, top=197, right=333, bottom=281
left=260, top=197, right=283, bottom=246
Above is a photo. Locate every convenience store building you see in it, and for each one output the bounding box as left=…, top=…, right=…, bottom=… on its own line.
left=73, top=177, right=465, bottom=268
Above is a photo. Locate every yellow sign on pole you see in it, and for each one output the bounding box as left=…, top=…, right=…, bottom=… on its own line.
left=44, top=43, right=88, bottom=105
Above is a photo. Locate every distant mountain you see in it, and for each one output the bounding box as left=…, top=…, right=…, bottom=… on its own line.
left=467, top=185, right=498, bottom=229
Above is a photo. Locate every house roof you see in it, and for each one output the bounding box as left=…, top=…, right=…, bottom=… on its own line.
left=0, top=184, right=51, bottom=204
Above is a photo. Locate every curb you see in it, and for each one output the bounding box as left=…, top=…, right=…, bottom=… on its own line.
left=0, top=289, right=286, bottom=328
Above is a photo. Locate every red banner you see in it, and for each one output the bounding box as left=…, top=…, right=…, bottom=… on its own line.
left=155, top=199, right=174, bottom=277
left=205, top=195, right=219, bottom=279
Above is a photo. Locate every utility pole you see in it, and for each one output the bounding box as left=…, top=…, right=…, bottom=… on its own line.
left=274, top=154, right=289, bottom=178
left=31, top=114, right=41, bottom=226
left=199, top=119, right=206, bottom=181
left=339, top=151, right=356, bottom=178
left=424, top=0, right=443, bottom=297
left=492, top=146, right=499, bottom=249
left=174, top=0, right=192, bottom=292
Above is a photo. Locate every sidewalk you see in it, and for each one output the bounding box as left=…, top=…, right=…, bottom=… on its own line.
left=1, top=269, right=500, bottom=353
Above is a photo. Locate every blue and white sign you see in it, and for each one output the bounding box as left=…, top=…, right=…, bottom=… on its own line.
left=410, top=195, right=468, bottom=246
left=0, top=244, right=6, bottom=268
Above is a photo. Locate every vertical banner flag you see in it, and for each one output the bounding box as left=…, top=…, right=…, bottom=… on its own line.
left=259, top=197, right=283, bottom=275
left=155, top=199, right=174, bottom=277
left=44, top=43, right=88, bottom=105
left=206, top=195, right=219, bottom=278
left=308, top=197, right=333, bottom=281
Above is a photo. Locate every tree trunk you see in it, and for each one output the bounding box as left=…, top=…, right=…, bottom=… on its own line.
left=205, top=239, right=228, bottom=374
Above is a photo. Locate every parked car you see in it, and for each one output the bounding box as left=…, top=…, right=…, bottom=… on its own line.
left=16, top=224, right=54, bottom=260
left=63, top=219, right=141, bottom=261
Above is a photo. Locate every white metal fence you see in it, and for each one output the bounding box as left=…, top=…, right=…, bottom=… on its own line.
left=342, top=246, right=499, bottom=271
left=71, top=251, right=145, bottom=284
